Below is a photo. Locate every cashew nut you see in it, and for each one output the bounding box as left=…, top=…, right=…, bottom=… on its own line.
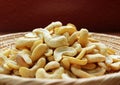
left=55, top=25, right=76, bottom=35
left=31, top=39, right=43, bottom=52
left=15, top=37, right=39, bottom=49
left=36, top=67, right=64, bottom=79
left=78, top=29, right=89, bottom=47
left=30, top=44, right=48, bottom=62
left=85, top=54, right=106, bottom=63
left=54, top=46, right=77, bottom=61
left=72, top=42, right=82, bottom=53
left=81, top=63, right=96, bottom=70
left=68, top=31, right=80, bottom=45
left=76, top=48, right=86, bottom=59
left=44, top=48, right=53, bottom=57
left=19, top=57, right=46, bottom=78
left=44, top=61, right=60, bottom=71
left=45, top=21, right=62, bottom=31
left=39, top=29, right=68, bottom=48
left=71, top=65, right=93, bottom=78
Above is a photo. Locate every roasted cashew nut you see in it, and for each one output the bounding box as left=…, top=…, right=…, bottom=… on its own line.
left=39, top=29, right=68, bottom=48
left=36, top=67, right=64, bottom=79
left=19, top=57, right=46, bottom=78
left=54, top=46, right=77, bottom=61
left=44, top=61, right=60, bottom=71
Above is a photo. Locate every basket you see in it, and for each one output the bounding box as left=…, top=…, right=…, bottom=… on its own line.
left=0, top=32, right=120, bottom=85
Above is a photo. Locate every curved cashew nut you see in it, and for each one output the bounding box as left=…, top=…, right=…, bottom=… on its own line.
left=71, top=65, right=93, bottom=78
left=85, top=45, right=96, bottom=54
left=85, top=67, right=106, bottom=76
left=31, top=39, right=43, bottom=52
left=54, top=46, right=77, bottom=61
left=68, top=31, right=80, bottom=45
left=61, top=56, right=87, bottom=70
left=44, top=61, right=60, bottom=71
left=36, top=67, right=64, bottom=79
left=45, top=21, right=62, bottom=31
left=30, top=44, right=48, bottom=62
left=16, top=50, right=32, bottom=67
left=19, top=57, right=46, bottom=78
left=85, top=54, right=106, bottom=63
left=44, top=48, right=53, bottom=57
left=72, top=42, right=82, bottom=53
left=89, top=42, right=107, bottom=55
left=40, top=29, right=68, bottom=48
left=15, top=37, right=39, bottom=49
left=78, top=29, right=89, bottom=47
left=55, top=25, right=77, bottom=35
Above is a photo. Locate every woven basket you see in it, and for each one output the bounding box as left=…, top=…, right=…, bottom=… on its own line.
left=0, top=32, right=120, bottom=85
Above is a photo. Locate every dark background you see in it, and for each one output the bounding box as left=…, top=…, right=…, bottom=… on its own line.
left=0, top=0, right=120, bottom=33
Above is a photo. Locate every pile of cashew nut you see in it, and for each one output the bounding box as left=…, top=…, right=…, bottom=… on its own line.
left=0, top=21, right=120, bottom=79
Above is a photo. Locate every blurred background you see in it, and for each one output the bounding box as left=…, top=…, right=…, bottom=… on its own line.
left=0, top=0, right=120, bottom=33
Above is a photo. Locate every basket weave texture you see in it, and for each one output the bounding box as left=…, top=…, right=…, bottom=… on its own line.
left=0, top=32, right=120, bottom=85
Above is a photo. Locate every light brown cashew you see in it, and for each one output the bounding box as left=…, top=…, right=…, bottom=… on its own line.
left=15, top=37, right=39, bottom=49
left=78, top=29, right=89, bottom=47
left=36, top=67, right=64, bottom=79
left=44, top=61, right=60, bottom=71
left=72, top=42, right=82, bottom=53
left=68, top=31, right=80, bottom=45
left=61, top=57, right=70, bottom=70
left=85, top=54, right=106, bottom=63
left=39, top=29, right=68, bottom=48
left=55, top=25, right=77, bottom=35
left=46, top=56, right=54, bottom=61
left=31, top=39, right=43, bottom=52
left=19, top=57, right=46, bottom=78
left=45, top=21, right=62, bottom=31
left=71, top=65, right=93, bottom=78
left=30, top=44, right=48, bottom=62
left=54, top=46, right=77, bottom=61
left=81, top=63, right=96, bottom=70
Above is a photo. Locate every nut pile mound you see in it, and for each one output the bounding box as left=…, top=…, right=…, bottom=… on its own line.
left=0, top=21, right=120, bottom=79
